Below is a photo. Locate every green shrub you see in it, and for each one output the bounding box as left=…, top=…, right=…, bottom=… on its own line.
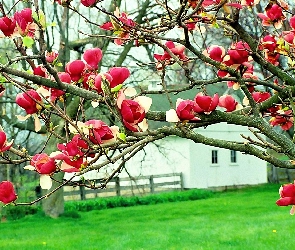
left=65, top=189, right=214, bottom=213
left=1, top=205, right=40, bottom=221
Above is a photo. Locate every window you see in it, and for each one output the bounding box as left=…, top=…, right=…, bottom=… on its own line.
left=230, top=150, right=237, bottom=163
left=211, top=150, right=218, bottom=164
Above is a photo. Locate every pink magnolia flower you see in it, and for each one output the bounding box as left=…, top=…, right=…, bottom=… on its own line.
left=54, top=135, right=89, bottom=172
left=0, top=16, right=16, bottom=37
left=0, top=181, right=17, bottom=204
left=194, top=93, right=219, bottom=114
left=283, top=31, right=295, bottom=45
left=33, top=66, right=47, bottom=78
left=154, top=41, right=188, bottom=69
left=251, top=91, right=271, bottom=103
left=260, top=35, right=277, bottom=52
left=31, top=153, right=56, bottom=175
left=94, top=73, right=112, bottom=93
left=14, top=8, right=35, bottom=37
left=16, top=89, right=42, bottom=114
left=269, top=109, right=293, bottom=131
left=290, top=16, right=295, bottom=30
left=224, top=41, right=250, bottom=66
left=257, top=4, right=285, bottom=29
left=107, top=67, right=130, bottom=88
left=203, top=45, right=225, bottom=62
left=81, top=0, right=97, bottom=7
left=83, top=48, right=102, bottom=70
left=83, top=72, right=97, bottom=90
left=100, top=11, right=136, bottom=45
left=0, top=131, right=13, bottom=152
left=46, top=72, right=71, bottom=101
left=218, top=95, right=239, bottom=112
left=65, top=60, right=86, bottom=82
left=176, top=99, right=201, bottom=121
left=94, top=67, right=130, bottom=93
left=46, top=51, right=58, bottom=63
left=85, top=120, right=114, bottom=144
left=276, top=182, right=295, bottom=214
left=120, top=99, right=146, bottom=132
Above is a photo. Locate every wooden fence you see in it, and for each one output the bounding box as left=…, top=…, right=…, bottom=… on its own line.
left=64, top=172, right=183, bottom=201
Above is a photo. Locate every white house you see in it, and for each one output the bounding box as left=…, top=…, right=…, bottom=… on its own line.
left=65, top=123, right=267, bottom=191
left=119, top=123, right=267, bottom=189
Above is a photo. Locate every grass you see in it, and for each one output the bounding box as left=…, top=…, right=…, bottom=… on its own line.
left=0, top=184, right=293, bottom=250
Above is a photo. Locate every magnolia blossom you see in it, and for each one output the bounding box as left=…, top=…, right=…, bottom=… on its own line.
left=260, top=35, right=277, bottom=52
left=251, top=92, right=271, bottom=103
left=117, top=91, right=152, bottom=132
left=203, top=45, right=225, bottom=62
left=218, top=95, right=240, bottom=112
left=83, top=48, right=102, bottom=70
left=100, top=9, right=136, bottom=45
left=194, top=93, right=219, bottom=114
left=14, top=8, right=36, bottom=37
left=0, top=16, right=16, bottom=37
left=276, top=182, right=295, bottom=215
left=0, top=131, right=13, bottom=152
left=154, top=41, right=188, bottom=69
left=30, top=153, right=56, bottom=175
left=81, top=0, right=98, bottom=7
left=48, top=72, right=72, bottom=101
left=85, top=120, right=115, bottom=144
left=65, top=60, right=86, bottom=82
left=33, top=66, right=47, bottom=78
left=241, top=0, right=260, bottom=7
left=257, top=4, right=285, bottom=29
left=15, top=89, right=42, bottom=114
left=0, top=181, right=17, bottom=204
left=176, top=99, right=201, bottom=121
left=269, top=109, right=293, bottom=131
left=46, top=51, right=59, bottom=63
left=224, top=41, right=251, bottom=66
left=94, top=67, right=130, bottom=93
left=53, top=135, right=89, bottom=172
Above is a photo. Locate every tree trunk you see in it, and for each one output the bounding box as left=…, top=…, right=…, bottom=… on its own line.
left=42, top=172, right=64, bottom=218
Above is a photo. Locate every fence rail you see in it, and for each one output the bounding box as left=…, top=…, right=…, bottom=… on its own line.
left=64, top=172, right=183, bottom=201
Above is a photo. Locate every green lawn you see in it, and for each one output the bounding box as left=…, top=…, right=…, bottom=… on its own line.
left=0, top=184, right=293, bottom=250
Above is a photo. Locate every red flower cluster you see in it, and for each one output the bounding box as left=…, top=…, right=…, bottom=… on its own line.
left=53, top=135, right=89, bottom=172
left=100, top=10, right=136, bottom=45
left=269, top=108, right=293, bottom=131
left=0, top=8, right=36, bottom=37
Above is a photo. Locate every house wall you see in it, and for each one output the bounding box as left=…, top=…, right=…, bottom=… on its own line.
left=188, top=123, right=267, bottom=188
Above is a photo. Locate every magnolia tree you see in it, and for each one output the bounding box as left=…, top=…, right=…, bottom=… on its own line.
left=1, top=0, right=295, bottom=215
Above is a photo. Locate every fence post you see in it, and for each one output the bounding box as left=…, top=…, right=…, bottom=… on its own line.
left=180, top=172, right=184, bottom=190
left=79, top=185, right=86, bottom=200
left=149, top=175, right=154, bottom=193
left=115, top=177, right=120, bottom=196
